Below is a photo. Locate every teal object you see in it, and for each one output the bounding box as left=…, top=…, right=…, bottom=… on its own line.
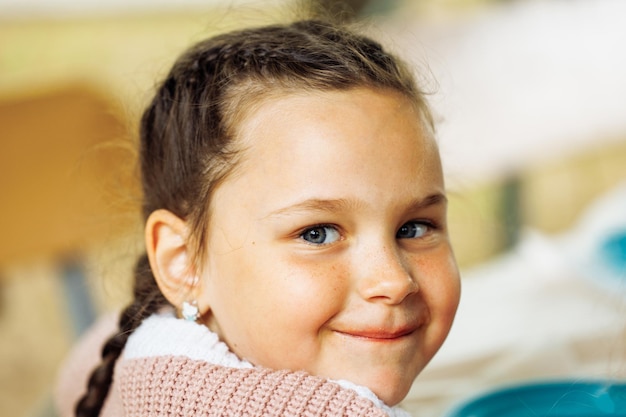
left=600, top=230, right=626, bottom=276
left=446, top=381, right=626, bottom=417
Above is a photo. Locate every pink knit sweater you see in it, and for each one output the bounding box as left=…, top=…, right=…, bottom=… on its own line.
left=108, top=355, right=388, bottom=416
left=56, top=313, right=408, bottom=417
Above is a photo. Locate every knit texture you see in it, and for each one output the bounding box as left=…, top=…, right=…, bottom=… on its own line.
left=112, top=355, right=389, bottom=417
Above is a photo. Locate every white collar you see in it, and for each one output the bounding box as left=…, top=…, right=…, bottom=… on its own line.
left=125, top=312, right=253, bottom=368
left=125, top=313, right=412, bottom=417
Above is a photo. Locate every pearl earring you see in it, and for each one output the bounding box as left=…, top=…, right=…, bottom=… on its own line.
left=181, top=300, right=200, bottom=322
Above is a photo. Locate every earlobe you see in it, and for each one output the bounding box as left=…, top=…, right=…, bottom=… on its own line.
left=145, top=209, right=199, bottom=309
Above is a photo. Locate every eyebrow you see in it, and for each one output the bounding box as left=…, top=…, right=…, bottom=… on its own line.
left=266, top=193, right=447, bottom=219
left=406, top=193, right=448, bottom=212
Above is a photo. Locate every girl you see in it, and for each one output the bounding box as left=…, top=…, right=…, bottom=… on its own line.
left=66, top=18, right=460, bottom=417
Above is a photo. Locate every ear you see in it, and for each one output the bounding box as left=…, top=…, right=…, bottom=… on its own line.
left=145, top=209, right=201, bottom=310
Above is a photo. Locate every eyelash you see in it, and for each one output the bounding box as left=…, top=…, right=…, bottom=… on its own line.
left=297, top=220, right=438, bottom=246
left=396, top=220, right=437, bottom=239
left=299, top=224, right=341, bottom=246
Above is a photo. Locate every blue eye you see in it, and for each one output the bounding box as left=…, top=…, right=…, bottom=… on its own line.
left=300, top=226, right=341, bottom=245
left=396, top=222, right=429, bottom=239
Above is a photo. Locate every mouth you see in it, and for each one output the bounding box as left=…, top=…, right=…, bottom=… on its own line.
left=335, top=326, right=418, bottom=341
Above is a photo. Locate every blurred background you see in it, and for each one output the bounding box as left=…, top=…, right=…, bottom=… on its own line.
left=1, top=0, right=625, bottom=416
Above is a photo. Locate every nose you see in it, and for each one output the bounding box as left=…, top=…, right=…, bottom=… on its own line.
left=355, top=242, right=418, bottom=305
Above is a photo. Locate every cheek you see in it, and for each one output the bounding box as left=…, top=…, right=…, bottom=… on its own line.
left=279, top=254, right=348, bottom=313
left=215, top=253, right=349, bottom=368
left=208, top=248, right=348, bottom=331
left=414, top=248, right=461, bottom=318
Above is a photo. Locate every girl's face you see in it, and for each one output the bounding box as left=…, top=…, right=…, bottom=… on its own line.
left=198, top=88, right=460, bottom=406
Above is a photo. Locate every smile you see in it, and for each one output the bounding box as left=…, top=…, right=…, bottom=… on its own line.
left=335, top=327, right=418, bottom=341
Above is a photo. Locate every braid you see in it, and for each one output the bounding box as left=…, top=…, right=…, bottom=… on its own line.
left=74, top=255, right=169, bottom=417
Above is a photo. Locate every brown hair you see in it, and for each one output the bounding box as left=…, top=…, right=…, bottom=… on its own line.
left=75, top=19, right=432, bottom=417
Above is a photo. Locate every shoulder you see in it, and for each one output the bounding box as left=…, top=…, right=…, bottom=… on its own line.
left=54, top=312, right=119, bottom=417
left=114, top=355, right=389, bottom=417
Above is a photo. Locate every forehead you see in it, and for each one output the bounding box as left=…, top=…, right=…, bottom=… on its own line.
left=220, top=87, right=443, bottom=208
left=228, top=85, right=427, bottom=138
left=238, top=88, right=435, bottom=157
left=237, top=87, right=430, bottom=145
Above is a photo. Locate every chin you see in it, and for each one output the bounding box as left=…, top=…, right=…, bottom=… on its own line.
left=374, top=386, right=410, bottom=407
